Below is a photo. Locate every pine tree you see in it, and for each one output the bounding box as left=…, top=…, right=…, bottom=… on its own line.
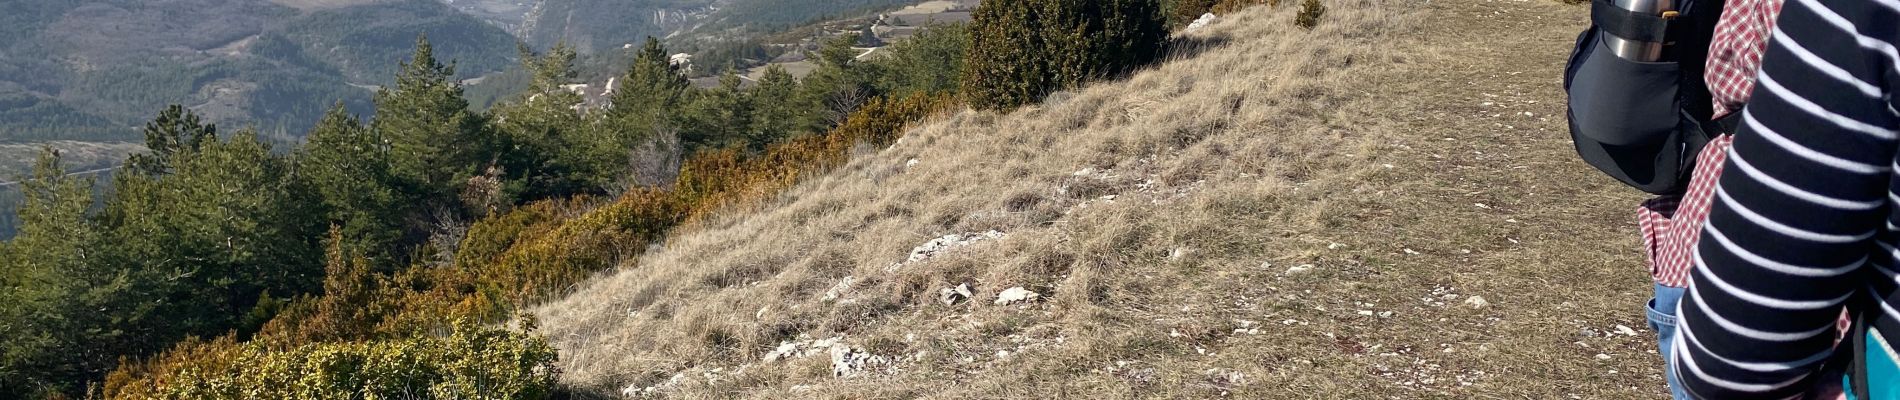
left=301, top=104, right=405, bottom=258
left=598, top=37, right=691, bottom=184
left=103, top=129, right=327, bottom=352
left=681, top=69, right=755, bottom=150
left=374, top=35, right=488, bottom=204
left=126, top=105, right=216, bottom=176
left=605, top=37, right=690, bottom=142
left=492, top=42, right=595, bottom=197
left=0, top=149, right=121, bottom=398
left=875, top=23, right=971, bottom=97
left=749, top=65, right=802, bottom=143
left=799, top=34, right=878, bottom=132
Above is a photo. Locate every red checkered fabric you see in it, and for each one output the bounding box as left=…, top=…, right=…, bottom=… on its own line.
left=1704, top=0, right=1785, bottom=119
left=1632, top=0, right=1782, bottom=288
left=1638, top=135, right=1734, bottom=287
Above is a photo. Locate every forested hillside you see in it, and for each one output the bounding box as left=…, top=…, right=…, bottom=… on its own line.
left=0, top=0, right=960, bottom=143
left=0, top=10, right=980, bottom=393
left=515, top=0, right=918, bottom=54
left=0, top=0, right=517, bottom=142
left=699, top=0, right=920, bottom=33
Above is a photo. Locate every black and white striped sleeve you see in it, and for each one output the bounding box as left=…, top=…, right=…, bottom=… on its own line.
left=1671, top=0, right=1900, bottom=398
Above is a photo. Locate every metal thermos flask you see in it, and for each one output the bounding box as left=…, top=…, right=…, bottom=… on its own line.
left=1603, top=0, right=1676, bottom=62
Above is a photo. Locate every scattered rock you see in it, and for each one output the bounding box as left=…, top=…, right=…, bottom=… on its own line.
left=1167, top=247, right=1194, bottom=262
left=763, top=336, right=845, bottom=363
left=1328, top=242, right=1346, bottom=250
left=764, top=341, right=803, bottom=362
left=939, top=283, right=973, bottom=305
left=1285, top=264, right=1315, bottom=275
left=1186, top=13, right=1219, bottom=31
left=1205, top=368, right=1249, bottom=386
left=830, top=345, right=890, bottom=378
left=889, top=231, right=1007, bottom=271
left=995, top=287, right=1041, bottom=305
left=620, top=371, right=689, bottom=398
left=1464, top=295, right=1490, bottom=309
left=905, top=159, right=919, bottom=169
left=1594, top=353, right=1612, bottom=360
left=831, top=346, right=867, bottom=377
left=1615, top=325, right=1639, bottom=336
left=1232, top=320, right=1262, bottom=335
left=821, top=276, right=858, bottom=302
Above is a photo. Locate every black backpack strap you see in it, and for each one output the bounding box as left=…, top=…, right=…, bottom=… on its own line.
left=1715, top=110, right=1745, bottom=136
left=1853, top=304, right=1873, bottom=399
left=1592, top=0, right=1674, bottom=42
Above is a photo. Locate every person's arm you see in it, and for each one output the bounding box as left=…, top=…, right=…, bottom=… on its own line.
left=1672, top=0, right=1900, bottom=397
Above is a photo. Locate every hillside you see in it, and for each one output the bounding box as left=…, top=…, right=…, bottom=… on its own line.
left=0, top=0, right=517, bottom=141
left=0, top=0, right=952, bottom=143
left=534, top=0, right=1667, bottom=398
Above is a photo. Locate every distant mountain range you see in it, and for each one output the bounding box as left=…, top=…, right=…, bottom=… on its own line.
left=0, top=0, right=916, bottom=143
left=0, top=0, right=523, bottom=142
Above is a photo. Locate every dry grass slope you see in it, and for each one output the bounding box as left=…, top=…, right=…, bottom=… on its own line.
left=539, top=0, right=1666, bottom=398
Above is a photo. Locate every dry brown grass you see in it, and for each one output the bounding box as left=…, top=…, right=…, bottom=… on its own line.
left=537, top=0, right=1664, bottom=398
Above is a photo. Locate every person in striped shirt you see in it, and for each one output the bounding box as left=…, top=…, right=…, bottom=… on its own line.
left=1670, top=0, right=1900, bottom=397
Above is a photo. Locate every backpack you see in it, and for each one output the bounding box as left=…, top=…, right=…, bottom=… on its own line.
left=1563, top=0, right=1738, bottom=195
left=1840, top=302, right=1893, bottom=399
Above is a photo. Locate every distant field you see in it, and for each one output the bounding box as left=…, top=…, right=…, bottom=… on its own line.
left=889, top=0, right=976, bottom=15
left=0, top=140, right=140, bottom=180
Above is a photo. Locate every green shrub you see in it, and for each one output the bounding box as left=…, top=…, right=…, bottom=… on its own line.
left=103, top=318, right=558, bottom=400
left=962, top=0, right=1168, bottom=110
left=1296, top=0, right=1325, bottom=29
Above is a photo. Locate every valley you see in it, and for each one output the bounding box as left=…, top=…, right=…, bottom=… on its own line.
left=0, top=0, right=949, bottom=148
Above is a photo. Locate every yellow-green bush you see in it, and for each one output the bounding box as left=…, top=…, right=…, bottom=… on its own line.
left=678, top=93, right=955, bottom=220
left=103, top=318, right=558, bottom=400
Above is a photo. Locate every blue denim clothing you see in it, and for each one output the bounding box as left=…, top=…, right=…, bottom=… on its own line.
left=1648, top=283, right=1691, bottom=400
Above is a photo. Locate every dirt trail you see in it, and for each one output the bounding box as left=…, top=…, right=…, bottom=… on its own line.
left=1364, top=0, right=1671, bottom=397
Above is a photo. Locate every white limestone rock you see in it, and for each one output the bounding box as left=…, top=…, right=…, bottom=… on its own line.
left=995, top=287, right=1041, bottom=305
